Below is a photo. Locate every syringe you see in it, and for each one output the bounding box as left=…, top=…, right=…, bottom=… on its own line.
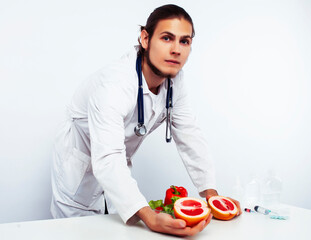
left=254, top=205, right=289, bottom=220
left=254, top=206, right=272, bottom=215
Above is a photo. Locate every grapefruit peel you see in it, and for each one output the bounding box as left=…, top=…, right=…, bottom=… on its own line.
left=173, top=197, right=211, bottom=227
left=208, top=196, right=237, bottom=220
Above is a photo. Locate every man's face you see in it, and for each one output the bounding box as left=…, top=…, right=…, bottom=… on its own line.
left=144, top=18, right=193, bottom=78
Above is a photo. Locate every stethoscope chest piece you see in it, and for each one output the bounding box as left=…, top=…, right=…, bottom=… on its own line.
left=134, top=124, right=147, bottom=137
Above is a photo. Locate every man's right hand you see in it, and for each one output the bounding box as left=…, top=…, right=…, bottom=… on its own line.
left=136, top=206, right=212, bottom=237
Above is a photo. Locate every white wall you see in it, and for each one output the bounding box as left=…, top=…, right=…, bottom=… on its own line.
left=0, top=0, right=310, bottom=224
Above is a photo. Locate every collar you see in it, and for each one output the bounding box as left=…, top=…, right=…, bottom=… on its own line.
left=142, top=73, right=174, bottom=95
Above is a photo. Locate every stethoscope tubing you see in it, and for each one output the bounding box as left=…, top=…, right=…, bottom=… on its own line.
left=136, top=54, right=144, bottom=126
left=135, top=54, right=172, bottom=142
left=165, top=77, right=173, bottom=142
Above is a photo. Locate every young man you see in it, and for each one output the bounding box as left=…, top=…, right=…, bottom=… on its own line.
left=51, top=4, right=241, bottom=237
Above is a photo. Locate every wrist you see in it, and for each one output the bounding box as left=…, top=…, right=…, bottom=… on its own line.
left=202, top=189, right=218, bottom=199
left=136, top=206, right=156, bottom=228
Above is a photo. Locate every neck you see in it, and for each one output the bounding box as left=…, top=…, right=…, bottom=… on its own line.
left=142, top=57, right=166, bottom=95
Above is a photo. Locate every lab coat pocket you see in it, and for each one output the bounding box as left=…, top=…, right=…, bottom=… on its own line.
left=61, top=148, right=102, bottom=208
left=60, top=148, right=90, bottom=198
left=73, top=163, right=103, bottom=208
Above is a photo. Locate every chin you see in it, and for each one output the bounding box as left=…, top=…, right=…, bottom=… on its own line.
left=167, top=70, right=179, bottom=78
left=161, top=68, right=178, bottom=77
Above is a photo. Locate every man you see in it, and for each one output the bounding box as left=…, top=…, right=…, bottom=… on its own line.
left=51, top=4, right=241, bottom=237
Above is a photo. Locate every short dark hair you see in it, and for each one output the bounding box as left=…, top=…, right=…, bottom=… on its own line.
left=138, top=4, right=195, bottom=55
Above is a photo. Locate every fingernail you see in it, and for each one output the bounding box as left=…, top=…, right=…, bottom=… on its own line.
left=180, top=222, right=186, bottom=227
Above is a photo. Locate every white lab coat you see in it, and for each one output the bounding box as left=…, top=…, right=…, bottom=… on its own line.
left=51, top=46, right=216, bottom=224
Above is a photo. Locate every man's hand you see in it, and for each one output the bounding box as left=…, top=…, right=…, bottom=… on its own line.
left=226, top=197, right=242, bottom=216
left=136, top=206, right=212, bottom=237
left=204, top=189, right=219, bottom=200
left=204, top=189, right=242, bottom=217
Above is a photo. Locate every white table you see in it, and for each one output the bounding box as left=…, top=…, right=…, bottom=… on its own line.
left=1, top=205, right=310, bottom=240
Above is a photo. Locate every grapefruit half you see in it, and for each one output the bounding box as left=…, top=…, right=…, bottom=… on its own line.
left=173, top=197, right=211, bottom=227
left=208, top=196, right=237, bottom=220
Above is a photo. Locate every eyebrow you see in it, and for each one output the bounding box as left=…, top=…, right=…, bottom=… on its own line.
left=160, top=31, right=192, bottom=39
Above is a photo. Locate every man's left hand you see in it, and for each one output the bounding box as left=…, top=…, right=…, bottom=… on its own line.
left=204, top=189, right=242, bottom=217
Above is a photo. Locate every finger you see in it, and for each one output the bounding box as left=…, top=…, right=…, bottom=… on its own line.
left=200, top=213, right=213, bottom=229
left=234, top=200, right=242, bottom=216
left=160, top=213, right=188, bottom=229
left=171, top=214, right=213, bottom=237
left=190, top=220, right=207, bottom=235
left=159, top=211, right=213, bottom=237
left=167, top=218, right=187, bottom=229
left=228, top=197, right=242, bottom=216
left=204, top=213, right=213, bottom=226
left=168, top=222, right=204, bottom=237
left=182, top=217, right=210, bottom=236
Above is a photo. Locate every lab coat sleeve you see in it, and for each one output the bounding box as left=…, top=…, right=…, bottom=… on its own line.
left=171, top=78, right=217, bottom=194
left=88, top=79, right=148, bottom=224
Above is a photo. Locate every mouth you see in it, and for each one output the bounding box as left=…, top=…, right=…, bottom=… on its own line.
left=165, top=59, right=181, bottom=65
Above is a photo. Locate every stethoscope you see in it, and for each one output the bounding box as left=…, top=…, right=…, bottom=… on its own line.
left=134, top=54, right=173, bottom=143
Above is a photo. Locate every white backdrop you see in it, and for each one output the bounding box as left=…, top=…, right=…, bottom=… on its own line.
left=0, top=0, right=310, bottom=224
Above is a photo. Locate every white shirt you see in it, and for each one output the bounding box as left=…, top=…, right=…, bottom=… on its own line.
left=51, top=46, right=216, bottom=224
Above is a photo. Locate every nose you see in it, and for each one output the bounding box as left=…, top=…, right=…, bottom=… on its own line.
left=171, top=40, right=181, bottom=55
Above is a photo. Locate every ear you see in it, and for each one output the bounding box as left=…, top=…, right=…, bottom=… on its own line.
left=140, top=29, right=149, bottom=50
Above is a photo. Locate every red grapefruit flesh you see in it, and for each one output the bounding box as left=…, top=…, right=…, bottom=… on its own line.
left=173, top=197, right=211, bottom=227
left=208, top=196, right=237, bottom=220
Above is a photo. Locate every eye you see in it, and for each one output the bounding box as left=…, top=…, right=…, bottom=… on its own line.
left=181, top=39, right=190, bottom=45
left=162, top=36, right=171, bottom=41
